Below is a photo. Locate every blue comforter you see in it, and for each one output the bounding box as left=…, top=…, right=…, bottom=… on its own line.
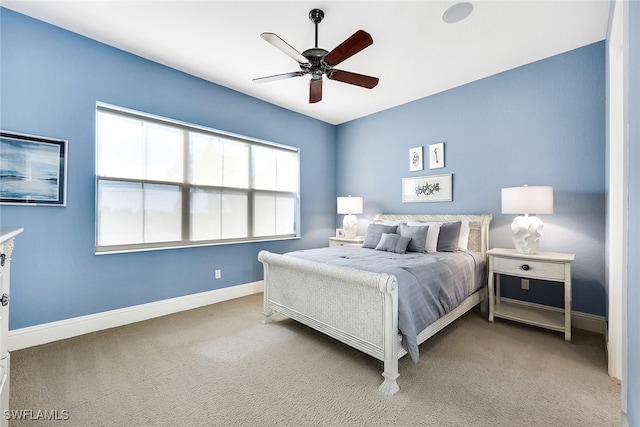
left=285, top=246, right=485, bottom=362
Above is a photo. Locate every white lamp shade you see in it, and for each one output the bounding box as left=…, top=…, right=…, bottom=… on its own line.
left=337, top=196, right=363, bottom=215
left=501, top=186, right=554, bottom=215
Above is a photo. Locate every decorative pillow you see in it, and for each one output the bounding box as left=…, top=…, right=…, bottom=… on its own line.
left=375, top=233, right=411, bottom=254
left=437, top=221, right=462, bottom=252
left=407, top=221, right=440, bottom=253
left=362, top=224, right=398, bottom=249
left=374, top=219, right=404, bottom=226
left=458, top=220, right=470, bottom=251
left=398, top=223, right=429, bottom=253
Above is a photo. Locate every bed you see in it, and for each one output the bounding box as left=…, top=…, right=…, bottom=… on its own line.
left=258, top=213, right=492, bottom=395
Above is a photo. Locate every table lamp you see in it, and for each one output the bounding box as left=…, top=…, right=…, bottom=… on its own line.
left=337, top=196, right=363, bottom=239
left=501, top=185, right=553, bottom=254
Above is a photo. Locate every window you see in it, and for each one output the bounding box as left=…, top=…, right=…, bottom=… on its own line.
left=95, top=104, right=299, bottom=253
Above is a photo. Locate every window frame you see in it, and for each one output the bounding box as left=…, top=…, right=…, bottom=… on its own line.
left=95, top=103, right=300, bottom=255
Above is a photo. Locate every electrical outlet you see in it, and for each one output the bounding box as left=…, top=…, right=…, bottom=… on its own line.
left=215, top=269, right=221, bottom=279
left=521, top=279, right=529, bottom=290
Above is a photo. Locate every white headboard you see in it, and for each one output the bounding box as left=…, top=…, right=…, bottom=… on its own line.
left=373, top=214, right=493, bottom=257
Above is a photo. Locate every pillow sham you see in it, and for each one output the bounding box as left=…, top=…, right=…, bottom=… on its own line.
left=374, top=219, right=404, bottom=226
left=407, top=221, right=440, bottom=253
left=398, top=223, right=429, bottom=253
left=458, top=220, right=470, bottom=251
left=362, top=224, right=398, bottom=249
left=374, top=233, right=411, bottom=254
left=437, top=221, right=462, bottom=252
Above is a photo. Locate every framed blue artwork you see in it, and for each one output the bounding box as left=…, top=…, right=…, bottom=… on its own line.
left=0, top=131, right=68, bottom=206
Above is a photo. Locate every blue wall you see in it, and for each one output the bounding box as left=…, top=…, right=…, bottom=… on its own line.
left=0, top=9, right=610, bottom=323
left=336, top=42, right=607, bottom=316
left=626, top=0, right=639, bottom=423
left=0, top=8, right=336, bottom=329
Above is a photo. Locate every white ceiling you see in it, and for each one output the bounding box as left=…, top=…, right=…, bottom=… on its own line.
left=2, top=1, right=610, bottom=125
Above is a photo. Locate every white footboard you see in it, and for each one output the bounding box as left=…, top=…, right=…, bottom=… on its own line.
left=258, top=250, right=401, bottom=395
left=258, top=213, right=492, bottom=396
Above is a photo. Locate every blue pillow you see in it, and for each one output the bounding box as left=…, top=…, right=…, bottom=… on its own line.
left=375, top=233, right=411, bottom=254
left=398, top=224, right=429, bottom=253
left=363, top=224, right=398, bottom=249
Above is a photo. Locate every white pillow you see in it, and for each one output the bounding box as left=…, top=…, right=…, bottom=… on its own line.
left=374, top=220, right=404, bottom=226
left=457, top=220, right=470, bottom=251
left=407, top=221, right=440, bottom=253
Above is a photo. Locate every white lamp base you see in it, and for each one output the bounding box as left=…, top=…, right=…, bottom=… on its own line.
left=343, top=214, right=358, bottom=239
left=511, top=214, right=544, bottom=254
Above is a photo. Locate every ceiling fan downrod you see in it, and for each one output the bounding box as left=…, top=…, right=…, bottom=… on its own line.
left=309, top=8, right=324, bottom=48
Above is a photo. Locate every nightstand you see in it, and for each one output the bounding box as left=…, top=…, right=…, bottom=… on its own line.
left=487, top=248, right=575, bottom=341
left=328, top=236, right=364, bottom=247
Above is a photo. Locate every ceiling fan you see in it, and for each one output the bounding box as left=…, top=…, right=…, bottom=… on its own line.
left=253, top=8, right=379, bottom=104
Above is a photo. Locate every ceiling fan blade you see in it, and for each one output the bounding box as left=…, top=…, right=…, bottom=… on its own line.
left=253, top=71, right=306, bottom=84
left=309, top=78, right=323, bottom=103
left=260, top=32, right=309, bottom=65
left=328, top=69, right=379, bottom=89
left=322, top=30, right=373, bottom=67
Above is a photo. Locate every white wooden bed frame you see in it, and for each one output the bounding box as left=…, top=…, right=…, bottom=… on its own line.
left=258, top=214, right=492, bottom=396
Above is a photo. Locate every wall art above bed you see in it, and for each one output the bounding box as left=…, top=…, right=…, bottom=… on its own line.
left=409, top=146, right=423, bottom=171
left=0, top=131, right=68, bottom=206
left=429, top=142, right=445, bottom=169
left=402, top=173, right=452, bottom=203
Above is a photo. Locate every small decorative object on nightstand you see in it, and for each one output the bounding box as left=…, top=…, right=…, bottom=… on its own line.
left=328, top=236, right=364, bottom=247
left=487, top=248, right=575, bottom=341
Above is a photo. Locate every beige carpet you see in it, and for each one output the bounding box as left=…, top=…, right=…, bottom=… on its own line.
left=9, top=293, right=620, bottom=426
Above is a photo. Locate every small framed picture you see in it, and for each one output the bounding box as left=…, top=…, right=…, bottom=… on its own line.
left=409, top=146, right=423, bottom=171
left=336, top=228, right=345, bottom=237
left=429, top=142, right=445, bottom=169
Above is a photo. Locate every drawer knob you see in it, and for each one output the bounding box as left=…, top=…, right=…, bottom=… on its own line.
left=521, top=264, right=530, bottom=271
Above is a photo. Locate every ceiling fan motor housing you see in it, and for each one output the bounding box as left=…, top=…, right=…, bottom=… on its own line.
left=301, top=47, right=329, bottom=78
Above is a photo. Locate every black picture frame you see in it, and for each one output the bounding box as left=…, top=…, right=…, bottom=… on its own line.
left=0, top=131, right=68, bottom=206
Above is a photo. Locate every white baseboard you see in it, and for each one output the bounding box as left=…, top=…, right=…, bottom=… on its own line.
left=9, top=286, right=605, bottom=352
left=500, top=297, right=606, bottom=335
left=8, top=281, right=264, bottom=351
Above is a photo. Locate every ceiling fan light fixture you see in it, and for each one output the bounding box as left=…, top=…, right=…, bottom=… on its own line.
left=442, top=2, right=474, bottom=24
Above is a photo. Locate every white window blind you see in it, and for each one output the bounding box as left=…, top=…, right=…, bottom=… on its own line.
left=95, top=104, right=299, bottom=253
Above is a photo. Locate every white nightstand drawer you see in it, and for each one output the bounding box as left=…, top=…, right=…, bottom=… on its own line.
left=328, top=237, right=364, bottom=247
left=493, top=256, right=565, bottom=281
